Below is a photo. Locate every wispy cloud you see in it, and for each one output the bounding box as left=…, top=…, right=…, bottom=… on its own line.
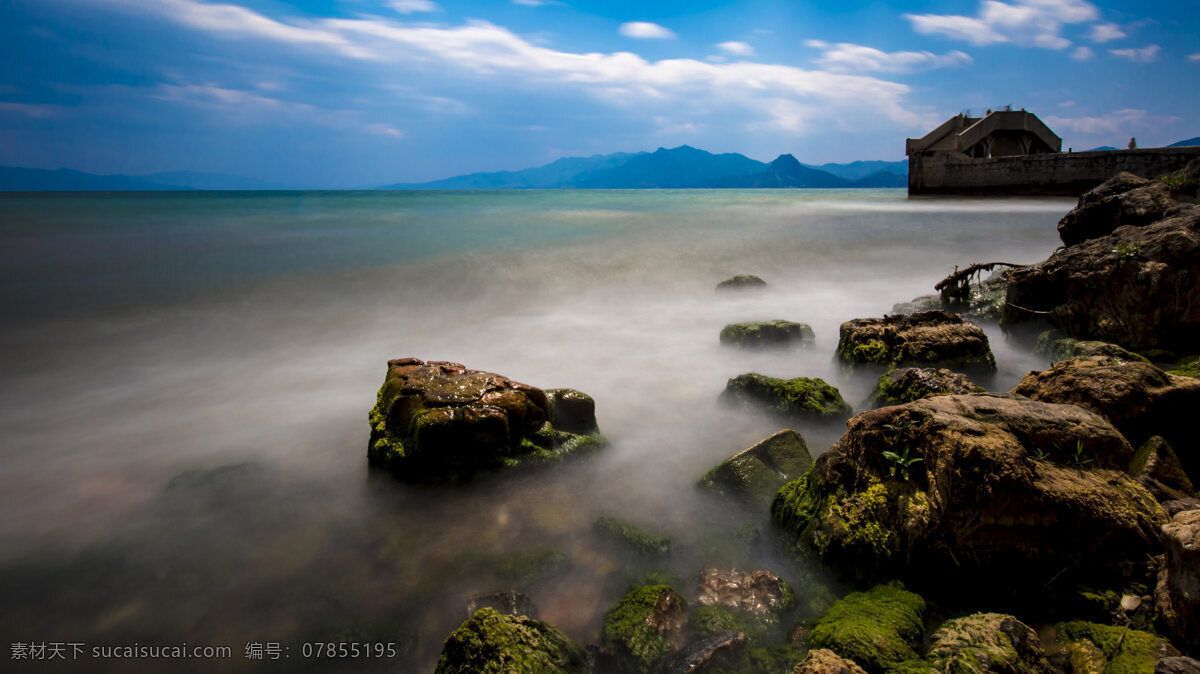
left=1045, top=108, right=1177, bottom=135
left=618, top=22, right=676, bottom=40
left=906, top=0, right=1099, bottom=50
left=365, top=122, right=404, bottom=138
left=1190, top=53, right=1200, bottom=63
left=716, top=41, right=754, bottom=57
left=806, top=40, right=972, bottom=73
left=1109, top=44, right=1161, bottom=63
left=385, top=0, right=438, bottom=13
left=1087, top=22, right=1125, bottom=43
left=1070, top=46, right=1094, bottom=60
left=0, top=102, right=64, bottom=118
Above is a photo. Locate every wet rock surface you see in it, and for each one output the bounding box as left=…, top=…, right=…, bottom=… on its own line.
left=867, top=367, right=983, bottom=407
left=773, top=394, right=1166, bottom=589
left=1057, top=171, right=1177, bottom=246
left=836, top=311, right=996, bottom=372
left=367, top=358, right=604, bottom=482
left=721, top=374, right=852, bottom=422
left=664, top=631, right=746, bottom=674
left=1156, top=509, right=1200, bottom=650
left=696, top=568, right=795, bottom=623
left=720, top=320, right=815, bottom=349
left=925, top=613, right=1052, bottom=673
left=601, top=585, right=688, bottom=673
left=1132, top=436, right=1196, bottom=503
left=699, top=429, right=813, bottom=506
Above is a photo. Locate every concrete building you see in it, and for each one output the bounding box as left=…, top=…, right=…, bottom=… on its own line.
left=906, top=109, right=1200, bottom=195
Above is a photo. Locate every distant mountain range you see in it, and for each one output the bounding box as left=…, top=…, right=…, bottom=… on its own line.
left=380, top=145, right=909, bottom=190
left=1169, top=137, right=1200, bottom=148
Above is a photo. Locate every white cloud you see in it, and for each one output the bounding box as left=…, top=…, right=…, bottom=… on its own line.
left=1070, top=46, right=1094, bottom=60
left=386, top=0, right=438, bottom=13
left=1087, top=22, right=1125, bottom=42
left=618, top=22, right=676, bottom=40
left=1190, top=53, right=1200, bottom=62
left=1109, top=44, right=1161, bottom=62
left=1045, top=108, right=1177, bottom=135
left=0, top=102, right=63, bottom=118
left=811, top=42, right=973, bottom=73
left=716, top=41, right=754, bottom=57
left=906, top=0, right=1099, bottom=50
left=365, top=122, right=404, bottom=138
left=512, top=0, right=549, bottom=5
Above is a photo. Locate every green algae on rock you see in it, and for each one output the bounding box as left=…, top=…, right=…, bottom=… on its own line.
left=836, top=311, right=996, bottom=372
left=602, top=585, right=687, bottom=673
left=594, top=516, right=671, bottom=560
left=435, top=607, right=587, bottom=673
left=720, top=320, right=815, bottom=349
left=721, top=374, right=851, bottom=422
left=772, top=394, right=1167, bottom=592
left=699, top=429, right=813, bottom=507
left=807, top=582, right=925, bottom=673
left=367, top=358, right=605, bottom=482
left=1054, top=621, right=1180, bottom=674
left=867, top=367, right=983, bottom=408
left=925, top=613, right=1052, bottom=673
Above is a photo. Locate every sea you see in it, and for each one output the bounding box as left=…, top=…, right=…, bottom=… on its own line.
left=0, top=189, right=1074, bottom=671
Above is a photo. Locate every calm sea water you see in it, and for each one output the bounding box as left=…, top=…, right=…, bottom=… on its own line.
left=0, top=189, right=1072, bottom=671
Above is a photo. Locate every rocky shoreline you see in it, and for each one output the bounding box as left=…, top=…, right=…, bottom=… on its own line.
left=373, top=160, right=1200, bottom=673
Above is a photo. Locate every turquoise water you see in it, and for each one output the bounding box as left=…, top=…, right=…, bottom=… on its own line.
left=0, top=189, right=1073, bottom=671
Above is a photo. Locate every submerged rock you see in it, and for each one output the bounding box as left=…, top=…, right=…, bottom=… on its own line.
left=720, top=320, right=815, bottom=349
left=867, top=367, right=983, bottom=407
left=695, top=568, right=795, bottom=636
left=1132, top=437, right=1196, bottom=502
left=665, top=631, right=746, bottom=674
left=772, top=394, right=1166, bottom=589
left=807, top=582, right=925, bottom=673
left=699, top=429, right=813, bottom=506
left=792, top=649, right=869, bottom=674
left=594, top=516, right=671, bottom=560
left=545, top=388, right=599, bottom=435
left=1156, top=509, right=1200, bottom=649
left=836, top=311, right=996, bottom=372
left=717, top=274, right=767, bottom=291
left=367, top=359, right=604, bottom=482
left=602, top=585, right=688, bottom=673
left=435, top=607, right=587, bottom=673
left=1004, top=204, right=1200, bottom=351
left=721, top=374, right=851, bottom=422
left=1012, top=356, right=1200, bottom=477
left=1057, top=172, right=1177, bottom=247
left=925, top=613, right=1052, bottom=673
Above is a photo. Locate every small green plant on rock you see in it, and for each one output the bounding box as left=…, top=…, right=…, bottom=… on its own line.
left=882, top=446, right=923, bottom=482
left=1111, top=242, right=1141, bottom=261
left=1069, top=440, right=1093, bottom=468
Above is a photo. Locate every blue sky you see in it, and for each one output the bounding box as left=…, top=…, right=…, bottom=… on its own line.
left=1, top=0, right=1197, bottom=186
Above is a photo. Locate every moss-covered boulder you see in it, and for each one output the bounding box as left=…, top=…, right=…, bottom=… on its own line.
left=545, top=388, right=599, bottom=435
left=717, top=274, right=767, bottom=290
left=807, top=583, right=925, bottom=673
left=594, top=516, right=671, bottom=560
left=1054, top=621, right=1179, bottom=674
left=700, top=430, right=814, bottom=506
left=1131, top=437, right=1195, bottom=502
left=435, top=607, right=587, bottom=673
left=721, top=320, right=815, bottom=349
left=867, top=367, right=983, bottom=407
left=1033, top=331, right=1149, bottom=365
left=772, top=394, right=1166, bottom=591
left=1012, top=356, right=1200, bottom=478
left=791, top=648, right=868, bottom=674
left=836, top=311, right=996, bottom=372
left=695, top=568, right=796, bottom=639
left=367, top=359, right=605, bottom=482
left=721, top=374, right=851, bottom=422
left=926, top=613, right=1052, bottom=673
left=602, top=585, right=688, bottom=673
left=690, top=605, right=750, bottom=641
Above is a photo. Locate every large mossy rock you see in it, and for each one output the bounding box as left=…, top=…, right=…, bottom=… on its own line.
left=1012, top=356, right=1200, bottom=477
left=367, top=359, right=604, bottom=482
left=807, top=583, right=925, bottom=673
left=435, top=607, right=587, bottom=673
left=1156, top=509, right=1200, bottom=649
left=926, top=613, right=1052, bottom=673
left=700, top=430, right=813, bottom=506
left=772, top=394, right=1167, bottom=590
left=1004, top=204, right=1200, bottom=351
left=868, top=367, right=984, bottom=407
left=1057, top=172, right=1177, bottom=247
left=602, top=585, right=688, bottom=673
left=1054, top=621, right=1179, bottom=674
left=721, top=374, right=851, bottom=422
left=792, top=649, right=869, bottom=674
left=836, top=311, right=996, bottom=372
left=721, top=320, right=815, bottom=349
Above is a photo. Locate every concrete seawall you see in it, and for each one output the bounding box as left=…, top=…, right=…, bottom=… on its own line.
left=909, top=147, right=1200, bottom=196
